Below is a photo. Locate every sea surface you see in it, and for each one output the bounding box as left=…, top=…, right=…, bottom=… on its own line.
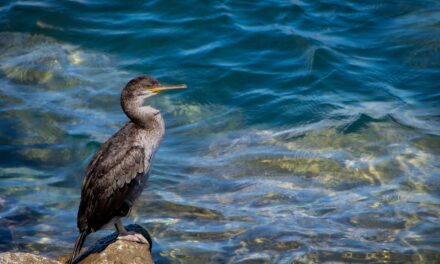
left=0, top=1, right=439, bottom=263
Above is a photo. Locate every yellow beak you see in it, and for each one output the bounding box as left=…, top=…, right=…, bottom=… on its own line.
left=148, top=84, right=187, bottom=94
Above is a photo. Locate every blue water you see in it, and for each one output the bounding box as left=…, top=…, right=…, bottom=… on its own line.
left=0, top=0, right=439, bottom=263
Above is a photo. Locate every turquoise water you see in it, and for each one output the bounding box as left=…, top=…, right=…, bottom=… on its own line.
left=0, top=0, right=439, bottom=263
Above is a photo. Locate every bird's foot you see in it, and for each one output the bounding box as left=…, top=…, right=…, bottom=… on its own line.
left=117, top=232, right=150, bottom=244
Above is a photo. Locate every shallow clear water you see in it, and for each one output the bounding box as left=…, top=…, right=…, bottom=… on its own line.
left=0, top=0, right=439, bottom=263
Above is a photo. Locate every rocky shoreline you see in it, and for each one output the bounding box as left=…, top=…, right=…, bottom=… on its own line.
left=0, top=224, right=154, bottom=264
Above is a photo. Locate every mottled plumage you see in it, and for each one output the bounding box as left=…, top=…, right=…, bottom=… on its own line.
left=78, top=123, right=161, bottom=232
left=69, top=76, right=185, bottom=264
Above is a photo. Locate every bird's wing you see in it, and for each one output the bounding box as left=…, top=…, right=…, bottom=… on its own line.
left=78, top=143, right=149, bottom=231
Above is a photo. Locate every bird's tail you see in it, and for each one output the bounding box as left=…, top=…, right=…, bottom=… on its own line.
left=68, top=231, right=88, bottom=264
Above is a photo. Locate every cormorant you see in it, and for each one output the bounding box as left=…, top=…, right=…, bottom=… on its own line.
left=69, top=76, right=186, bottom=263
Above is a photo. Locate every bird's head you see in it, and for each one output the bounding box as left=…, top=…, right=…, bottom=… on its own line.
left=122, top=76, right=187, bottom=101
left=121, top=76, right=187, bottom=126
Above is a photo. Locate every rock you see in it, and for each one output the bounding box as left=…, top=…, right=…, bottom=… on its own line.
left=73, top=224, right=153, bottom=264
left=75, top=239, right=153, bottom=264
left=0, top=252, right=62, bottom=264
left=0, top=224, right=154, bottom=264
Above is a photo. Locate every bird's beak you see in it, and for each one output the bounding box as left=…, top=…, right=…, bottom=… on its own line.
left=148, top=84, right=187, bottom=94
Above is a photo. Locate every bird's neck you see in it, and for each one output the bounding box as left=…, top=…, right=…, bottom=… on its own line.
left=121, top=97, right=163, bottom=129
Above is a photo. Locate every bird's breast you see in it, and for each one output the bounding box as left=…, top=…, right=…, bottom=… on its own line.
left=136, top=126, right=164, bottom=163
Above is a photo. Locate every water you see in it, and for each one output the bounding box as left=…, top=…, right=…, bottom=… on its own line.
left=0, top=0, right=439, bottom=263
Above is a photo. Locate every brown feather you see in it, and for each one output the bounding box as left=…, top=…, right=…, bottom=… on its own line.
left=77, top=125, right=151, bottom=232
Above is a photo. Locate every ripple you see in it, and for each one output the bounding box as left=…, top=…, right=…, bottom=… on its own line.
left=1, top=0, right=440, bottom=262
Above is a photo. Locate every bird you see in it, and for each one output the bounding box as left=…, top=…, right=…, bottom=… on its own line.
left=68, top=76, right=186, bottom=264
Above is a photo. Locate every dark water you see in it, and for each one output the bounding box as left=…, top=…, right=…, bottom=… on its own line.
left=1, top=0, right=440, bottom=263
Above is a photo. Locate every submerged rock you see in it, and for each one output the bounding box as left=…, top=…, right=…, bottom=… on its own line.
left=0, top=224, right=154, bottom=264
